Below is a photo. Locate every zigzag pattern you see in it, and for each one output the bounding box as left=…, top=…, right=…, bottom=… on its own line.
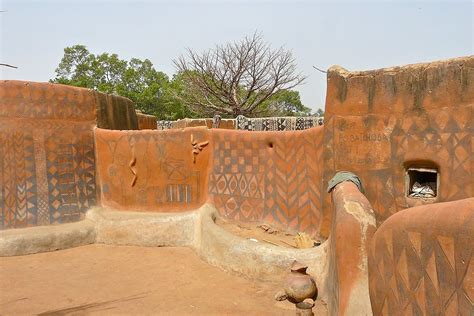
left=1, top=133, right=16, bottom=228
left=13, top=131, right=27, bottom=226
left=210, top=128, right=324, bottom=237
left=23, top=132, right=37, bottom=227
left=264, top=130, right=322, bottom=236
left=369, top=212, right=474, bottom=315
left=0, top=122, right=96, bottom=229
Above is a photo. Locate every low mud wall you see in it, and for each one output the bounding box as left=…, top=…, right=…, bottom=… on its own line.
left=94, top=126, right=325, bottom=237
left=208, top=127, right=324, bottom=237
left=94, top=127, right=212, bottom=212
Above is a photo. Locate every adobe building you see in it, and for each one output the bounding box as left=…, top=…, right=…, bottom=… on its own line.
left=0, top=56, right=472, bottom=315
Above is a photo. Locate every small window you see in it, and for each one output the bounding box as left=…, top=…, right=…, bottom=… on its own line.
left=406, top=167, right=438, bottom=199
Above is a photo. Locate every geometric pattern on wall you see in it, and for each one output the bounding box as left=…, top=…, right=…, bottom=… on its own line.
left=235, top=115, right=324, bottom=131
left=391, top=106, right=473, bottom=203
left=324, top=104, right=473, bottom=226
left=209, top=128, right=324, bottom=237
left=369, top=210, right=474, bottom=315
left=94, top=128, right=209, bottom=212
left=0, top=120, right=96, bottom=229
left=0, top=81, right=96, bottom=121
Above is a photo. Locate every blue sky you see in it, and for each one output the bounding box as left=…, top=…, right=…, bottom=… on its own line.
left=1, top=0, right=472, bottom=111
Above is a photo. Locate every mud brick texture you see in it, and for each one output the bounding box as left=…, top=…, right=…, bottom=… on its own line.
left=0, top=81, right=97, bottom=229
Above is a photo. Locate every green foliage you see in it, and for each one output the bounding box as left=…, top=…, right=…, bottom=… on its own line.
left=51, top=44, right=313, bottom=120
left=314, top=108, right=325, bottom=117
left=258, top=90, right=311, bottom=117
left=51, top=45, right=189, bottom=120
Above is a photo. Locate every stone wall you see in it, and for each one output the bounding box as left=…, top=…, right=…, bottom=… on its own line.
left=321, top=56, right=474, bottom=236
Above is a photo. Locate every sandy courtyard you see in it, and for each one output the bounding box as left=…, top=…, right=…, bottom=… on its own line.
left=0, top=244, right=327, bottom=315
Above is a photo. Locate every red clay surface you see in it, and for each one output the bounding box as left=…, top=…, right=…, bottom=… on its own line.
left=0, top=245, right=327, bottom=315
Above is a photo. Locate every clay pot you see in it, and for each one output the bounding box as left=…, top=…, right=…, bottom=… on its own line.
left=284, top=261, right=318, bottom=303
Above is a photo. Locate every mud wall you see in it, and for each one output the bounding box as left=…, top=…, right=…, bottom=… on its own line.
left=322, top=56, right=474, bottom=235
left=0, top=81, right=97, bottom=229
left=0, top=81, right=139, bottom=229
left=172, top=118, right=236, bottom=129
left=369, top=198, right=474, bottom=315
left=94, top=127, right=212, bottom=212
left=95, top=92, right=138, bottom=130
left=94, top=126, right=325, bottom=237
left=208, top=127, right=324, bottom=237
left=136, top=112, right=157, bottom=130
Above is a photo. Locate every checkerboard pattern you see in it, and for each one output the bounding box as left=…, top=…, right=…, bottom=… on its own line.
left=235, top=115, right=324, bottom=131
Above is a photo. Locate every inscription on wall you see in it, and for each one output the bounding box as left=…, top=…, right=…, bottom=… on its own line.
left=334, top=117, right=391, bottom=170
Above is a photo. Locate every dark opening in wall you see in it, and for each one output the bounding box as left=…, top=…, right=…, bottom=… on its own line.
left=405, top=166, right=438, bottom=198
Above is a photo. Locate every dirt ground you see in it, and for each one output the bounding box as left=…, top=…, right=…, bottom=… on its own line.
left=0, top=245, right=327, bottom=315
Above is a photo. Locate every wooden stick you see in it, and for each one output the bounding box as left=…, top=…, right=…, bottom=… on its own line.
left=262, top=239, right=281, bottom=247
left=279, top=240, right=298, bottom=248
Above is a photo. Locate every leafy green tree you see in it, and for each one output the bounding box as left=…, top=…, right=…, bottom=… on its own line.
left=259, top=90, right=311, bottom=117
left=51, top=45, right=188, bottom=120
left=314, top=108, right=325, bottom=117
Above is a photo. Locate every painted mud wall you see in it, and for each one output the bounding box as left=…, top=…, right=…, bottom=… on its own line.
left=0, top=81, right=96, bottom=229
left=95, top=127, right=211, bottom=212
left=321, top=56, right=474, bottom=235
left=369, top=198, right=474, bottom=315
left=0, top=81, right=139, bottom=229
left=208, top=127, right=324, bottom=237
left=95, top=127, right=325, bottom=237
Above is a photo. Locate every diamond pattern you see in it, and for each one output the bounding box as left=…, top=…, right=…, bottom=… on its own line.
left=0, top=82, right=97, bottom=229
left=208, top=127, right=324, bottom=237
left=369, top=200, right=474, bottom=315
left=324, top=103, right=473, bottom=227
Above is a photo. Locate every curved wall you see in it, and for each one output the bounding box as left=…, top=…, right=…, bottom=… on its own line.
left=368, top=198, right=474, bottom=315
left=94, top=126, right=326, bottom=237
left=94, top=127, right=212, bottom=212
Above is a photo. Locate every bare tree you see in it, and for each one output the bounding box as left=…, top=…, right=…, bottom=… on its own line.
left=173, top=33, right=305, bottom=117
left=0, top=63, right=18, bottom=69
